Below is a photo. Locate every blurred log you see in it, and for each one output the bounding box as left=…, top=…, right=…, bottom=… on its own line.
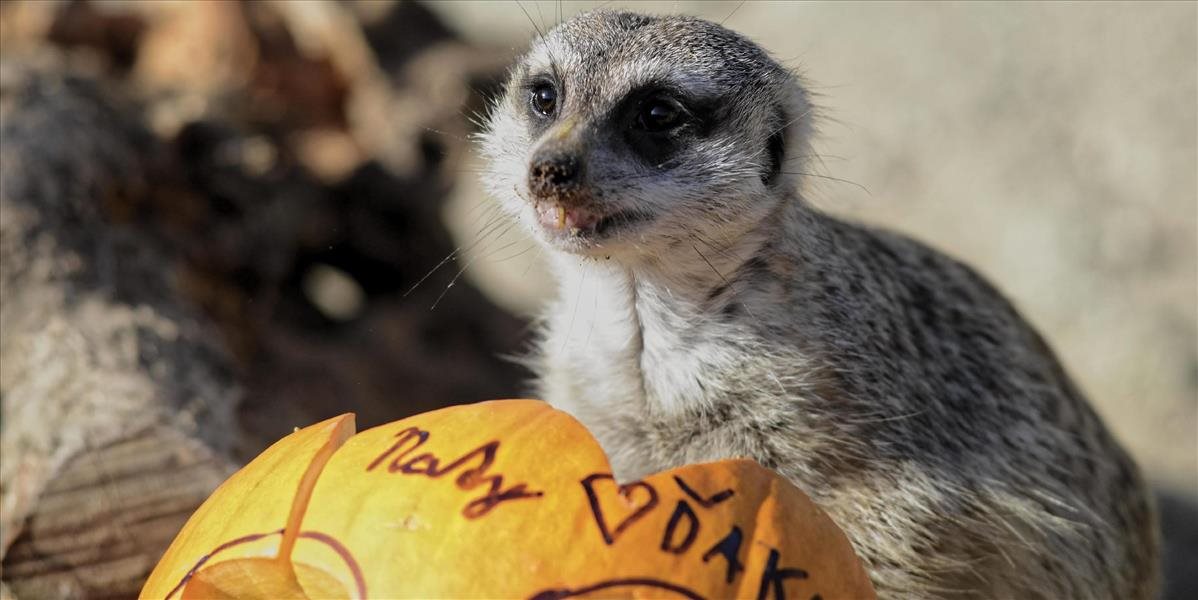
left=0, top=63, right=239, bottom=597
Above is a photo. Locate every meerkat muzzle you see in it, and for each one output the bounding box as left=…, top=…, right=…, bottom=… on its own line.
left=551, top=115, right=580, bottom=141
left=535, top=201, right=601, bottom=233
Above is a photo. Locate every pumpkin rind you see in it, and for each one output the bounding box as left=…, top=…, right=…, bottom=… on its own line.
left=139, top=414, right=354, bottom=599
left=142, top=400, right=875, bottom=599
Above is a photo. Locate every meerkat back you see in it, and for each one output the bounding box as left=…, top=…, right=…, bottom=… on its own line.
left=479, top=10, right=1159, bottom=599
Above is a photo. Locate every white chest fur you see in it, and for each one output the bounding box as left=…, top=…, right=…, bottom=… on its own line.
left=537, top=254, right=762, bottom=447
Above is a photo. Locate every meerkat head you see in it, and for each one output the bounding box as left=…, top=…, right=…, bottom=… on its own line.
left=480, top=10, right=813, bottom=261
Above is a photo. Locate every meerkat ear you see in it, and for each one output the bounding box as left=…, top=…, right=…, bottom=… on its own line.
left=764, top=118, right=786, bottom=184
left=764, top=78, right=815, bottom=188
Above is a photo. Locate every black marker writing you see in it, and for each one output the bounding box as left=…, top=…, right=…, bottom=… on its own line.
left=702, top=525, right=745, bottom=584
left=674, top=475, right=734, bottom=508
left=366, top=426, right=543, bottom=518
left=660, top=500, right=700, bottom=554
left=581, top=473, right=659, bottom=545
left=756, top=548, right=808, bottom=600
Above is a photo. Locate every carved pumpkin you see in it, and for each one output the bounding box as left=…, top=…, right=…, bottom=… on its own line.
left=141, top=400, right=875, bottom=599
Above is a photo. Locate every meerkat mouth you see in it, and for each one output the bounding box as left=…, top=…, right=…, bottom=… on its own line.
left=533, top=201, right=649, bottom=239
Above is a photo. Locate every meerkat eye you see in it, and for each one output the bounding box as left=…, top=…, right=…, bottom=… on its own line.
left=637, top=97, right=686, bottom=132
left=530, top=83, right=558, bottom=117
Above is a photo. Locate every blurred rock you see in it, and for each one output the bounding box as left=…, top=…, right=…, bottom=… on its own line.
left=302, top=263, right=366, bottom=321
left=293, top=126, right=364, bottom=183
left=346, top=1, right=511, bottom=178
left=0, top=0, right=59, bottom=53
left=135, top=1, right=347, bottom=136
left=359, top=0, right=455, bottom=76
left=45, top=0, right=145, bottom=71
left=134, top=0, right=257, bottom=96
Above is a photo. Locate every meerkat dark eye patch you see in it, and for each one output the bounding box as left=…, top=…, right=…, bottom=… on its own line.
left=636, top=97, right=687, bottom=133
left=619, top=85, right=711, bottom=168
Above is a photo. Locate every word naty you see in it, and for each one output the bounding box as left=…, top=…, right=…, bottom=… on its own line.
left=365, top=426, right=544, bottom=518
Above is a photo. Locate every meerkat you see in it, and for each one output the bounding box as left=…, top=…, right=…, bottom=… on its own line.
left=479, top=10, right=1159, bottom=599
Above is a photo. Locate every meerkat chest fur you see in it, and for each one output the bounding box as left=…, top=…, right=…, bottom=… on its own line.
left=537, top=232, right=820, bottom=483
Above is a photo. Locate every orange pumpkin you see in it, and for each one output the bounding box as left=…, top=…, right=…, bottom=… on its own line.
left=141, top=400, right=875, bottom=599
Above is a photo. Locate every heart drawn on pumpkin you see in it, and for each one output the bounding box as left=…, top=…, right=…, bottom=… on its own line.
left=581, top=473, right=660, bottom=545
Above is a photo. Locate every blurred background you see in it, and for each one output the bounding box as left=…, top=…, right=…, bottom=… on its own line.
left=0, top=1, right=1193, bottom=598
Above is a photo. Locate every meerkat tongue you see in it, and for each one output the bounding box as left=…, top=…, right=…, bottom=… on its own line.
left=537, top=203, right=600, bottom=231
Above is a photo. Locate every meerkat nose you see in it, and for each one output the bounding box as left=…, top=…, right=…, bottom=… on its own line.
left=529, top=152, right=582, bottom=197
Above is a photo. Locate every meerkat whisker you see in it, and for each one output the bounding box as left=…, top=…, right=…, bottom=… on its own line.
left=720, top=0, right=747, bottom=26
left=513, top=0, right=546, bottom=41
left=560, top=261, right=587, bottom=354
left=487, top=241, right=539, bottom=264
left=479, top=235, right=528, bottom=263
left=403, top=208, right=504, bottom=298
left=429, top=221, right=517, bottom=311
left=781, top=170, right=872, bottom=195
left=422, top=126, right=467, bottom=143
